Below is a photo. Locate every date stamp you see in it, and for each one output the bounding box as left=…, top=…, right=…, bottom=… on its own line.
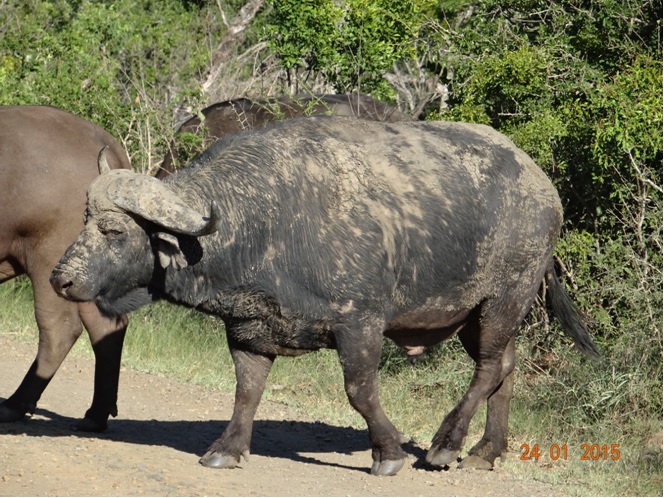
left=520, top=443, right=621, bottom=461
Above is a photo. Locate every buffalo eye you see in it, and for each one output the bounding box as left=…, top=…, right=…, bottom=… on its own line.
left=100, top=227, right=126, bottom=241
left=99, top=225, right=126, bottom=241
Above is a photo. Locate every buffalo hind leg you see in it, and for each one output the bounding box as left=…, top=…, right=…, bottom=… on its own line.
left=426, top=300, right=522, bottom=468
left=336, top=319, right=406, bottom=476
left=75, top=302, right=128, bottom=432
left=458, top=332, right=515, bottom=469
left=200, top=339, right=275, bottom=469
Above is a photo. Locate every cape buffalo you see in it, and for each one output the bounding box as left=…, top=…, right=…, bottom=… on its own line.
left=0, top=105, right=130, bottom=431
left=156, top=93, right=409, bottom=178
left=51, top=117, right=599, bottom=476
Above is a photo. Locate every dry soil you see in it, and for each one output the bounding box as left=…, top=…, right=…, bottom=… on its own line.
left=0, top=335, right=564, bottom=496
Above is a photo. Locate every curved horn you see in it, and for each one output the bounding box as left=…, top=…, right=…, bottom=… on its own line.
left=197, top=200, right=222, bottom=236
left=97, top=146, right=111, bottom=174
left=92, top=171, right=221, bottom=236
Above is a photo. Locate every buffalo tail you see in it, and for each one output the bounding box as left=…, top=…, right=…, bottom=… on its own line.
left=545, top=261, right=602, bottom=360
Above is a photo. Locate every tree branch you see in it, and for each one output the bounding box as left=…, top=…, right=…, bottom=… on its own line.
left=201, top=0, right=265, bottom=97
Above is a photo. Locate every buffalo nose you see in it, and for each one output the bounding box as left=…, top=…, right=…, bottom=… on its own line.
left=50, top=272, right=73, bottom=297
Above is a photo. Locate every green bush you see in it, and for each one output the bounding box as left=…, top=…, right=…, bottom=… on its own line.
left=264, top=0, right=434, bottom=98
left=0, top=0, right=216, bottom=170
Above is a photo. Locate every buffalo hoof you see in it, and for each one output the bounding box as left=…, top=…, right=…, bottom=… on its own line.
left=458, top=455, right=493, bottom=470
left=74, top=416, right=108, bottom=433
left=199, top=451, right=241, bottom=469
left=370, top=458, right=406, bottom=476
left=425, top=446, right=459, bottom=468
left=0, top=403, right=25, bottom=423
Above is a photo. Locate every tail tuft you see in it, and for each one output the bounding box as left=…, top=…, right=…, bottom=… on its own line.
left=545, top=261, right=601, bottom=360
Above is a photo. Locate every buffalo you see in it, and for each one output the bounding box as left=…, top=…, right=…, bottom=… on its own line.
left=156, top=93, right=409, bottom=178
left=0, top=105, right=130, bottom=431
left=51, top=117, right=599, bottom=476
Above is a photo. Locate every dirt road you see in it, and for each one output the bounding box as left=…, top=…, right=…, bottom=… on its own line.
left=0, top=335, right=563, bottom=496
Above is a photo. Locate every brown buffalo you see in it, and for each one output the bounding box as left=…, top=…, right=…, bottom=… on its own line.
left=156, top=93, right=410, bottom=178
left=0, top=105, right=130, bottom=431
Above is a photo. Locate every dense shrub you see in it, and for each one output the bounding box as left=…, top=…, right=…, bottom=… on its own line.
left=0, top=0, right=216, bottom=170
left=264, top=0, right=435, bottom=99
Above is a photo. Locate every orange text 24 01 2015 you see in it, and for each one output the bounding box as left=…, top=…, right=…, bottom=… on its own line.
left=519, top=443, right=621, bottom=461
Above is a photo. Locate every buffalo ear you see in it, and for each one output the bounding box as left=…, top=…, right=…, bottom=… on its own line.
left=154, top=232, right=188, bottom=270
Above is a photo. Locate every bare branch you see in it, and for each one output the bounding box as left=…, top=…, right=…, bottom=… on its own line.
left=554, top=255, right=579, bottom=292
left=201, top=0, right=265, bottom=98
left=628, top=149, right=663, bottom=194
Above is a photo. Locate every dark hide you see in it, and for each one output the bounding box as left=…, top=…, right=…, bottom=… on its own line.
left=0, top=105, right=130, bottom=431
left=156, top=93, right=410, bottom=178
left=51, top=117, right=599, bottom=476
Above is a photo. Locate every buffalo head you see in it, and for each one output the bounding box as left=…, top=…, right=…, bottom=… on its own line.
left=50, top=148, right=220, bottom=317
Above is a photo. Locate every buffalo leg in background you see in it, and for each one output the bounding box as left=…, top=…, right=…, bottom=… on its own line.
left=0, top=250, right=127, bottom=432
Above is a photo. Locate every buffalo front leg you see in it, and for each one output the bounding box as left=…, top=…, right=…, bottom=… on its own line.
left=200, top=339, right=275, bottom=469
left=75, top=302, right=128, bottom=432
left=0, top=273, right=83, bottom=423
left=336, top=320, right=406, bottom=476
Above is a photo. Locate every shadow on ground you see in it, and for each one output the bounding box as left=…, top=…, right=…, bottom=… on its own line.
left=0, top=401, right=436, bottom=475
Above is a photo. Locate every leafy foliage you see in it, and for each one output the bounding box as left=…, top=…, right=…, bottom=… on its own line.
left=264, top=0, right=435, bottom=98
left=435, top=0, right=662, bottom=225
left=0, top=0, right=216, bottom=170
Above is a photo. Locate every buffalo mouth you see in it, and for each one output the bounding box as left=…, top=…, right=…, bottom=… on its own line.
left=50, top=269, right=155, bottom=316
left=49, top=272, right=89, bottom=302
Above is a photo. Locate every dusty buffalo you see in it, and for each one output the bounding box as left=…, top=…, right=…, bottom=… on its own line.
left=0, top=105, right=130, bottom=431
left=51, top=117, right=599, bottom=476
left=156, top=93, right=409, bottom=178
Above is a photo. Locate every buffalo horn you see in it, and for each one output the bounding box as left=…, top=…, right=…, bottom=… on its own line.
left=104, top=172, right=221, bottom=236
left=97, top=146, right=112, bottom=175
